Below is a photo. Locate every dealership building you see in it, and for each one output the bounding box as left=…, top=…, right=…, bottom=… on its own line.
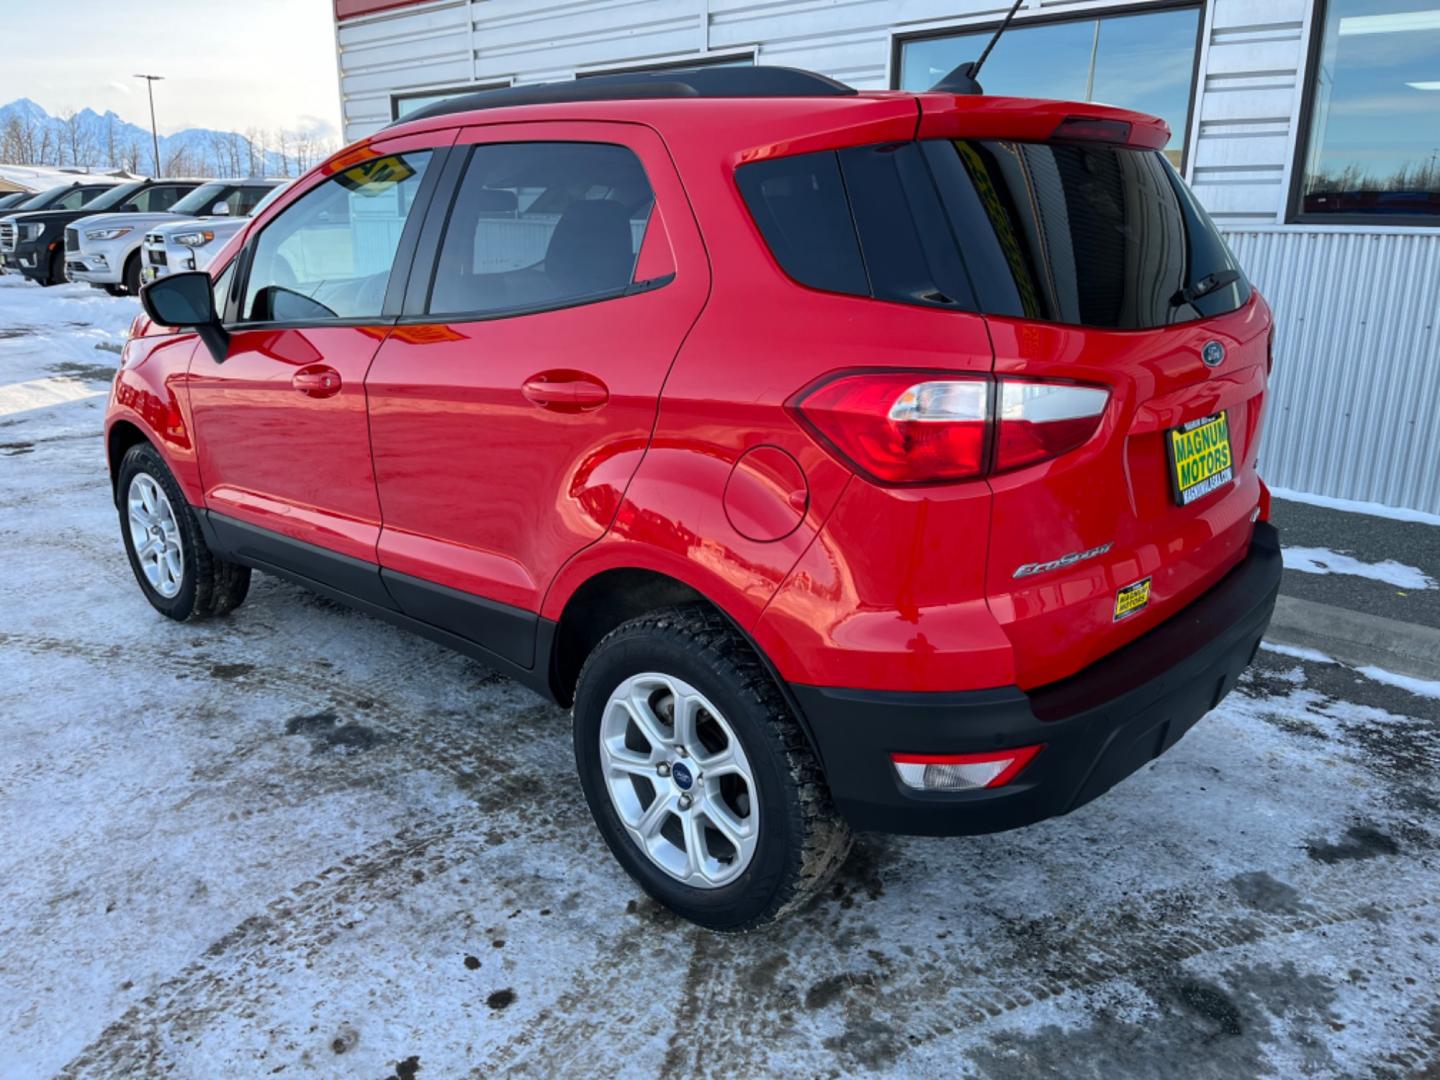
left=333, top=0, right=1440, bottom=516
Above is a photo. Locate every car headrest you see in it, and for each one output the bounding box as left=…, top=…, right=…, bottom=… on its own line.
left=545, top=199, right=634, bottom=297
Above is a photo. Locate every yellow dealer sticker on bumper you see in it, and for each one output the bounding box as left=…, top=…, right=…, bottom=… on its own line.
left=1114, top=576, right=1152, bottom=621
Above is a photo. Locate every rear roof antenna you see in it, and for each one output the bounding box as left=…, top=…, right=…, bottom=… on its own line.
left=930, top=0, right=1025, bottom=95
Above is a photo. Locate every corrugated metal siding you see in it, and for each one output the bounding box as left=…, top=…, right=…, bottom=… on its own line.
left=1224, top=228, right=1440, bottom=516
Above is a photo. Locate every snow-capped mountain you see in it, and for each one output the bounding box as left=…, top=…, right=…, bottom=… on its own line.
left=0, top=98, right=334, bottom=179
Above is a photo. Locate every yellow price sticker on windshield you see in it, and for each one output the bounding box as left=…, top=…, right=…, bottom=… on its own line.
left=335, top=155, right=416, bottom=195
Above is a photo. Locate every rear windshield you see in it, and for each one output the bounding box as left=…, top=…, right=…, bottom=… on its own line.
left=737, top=139, right=1249, bottom=330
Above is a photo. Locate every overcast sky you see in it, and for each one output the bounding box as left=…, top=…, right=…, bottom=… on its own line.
left=0, top=0, right=341, bottom=137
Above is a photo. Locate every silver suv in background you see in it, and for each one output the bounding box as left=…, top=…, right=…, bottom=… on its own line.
left=141, top=180, right=291, bottom=283
left=68, top=179, right=281, bottom=295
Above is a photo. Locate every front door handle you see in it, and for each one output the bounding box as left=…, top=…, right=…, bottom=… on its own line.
left=292, top=365, right=342, bottom=399
left=521, top=370, right=609, bottom=413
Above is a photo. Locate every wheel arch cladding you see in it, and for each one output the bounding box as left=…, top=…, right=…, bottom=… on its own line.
left=107, top=419, right=151, bottom=497
left=551, top=568, right=709, bottom=705
left=549, top=567, right=828, bottom=770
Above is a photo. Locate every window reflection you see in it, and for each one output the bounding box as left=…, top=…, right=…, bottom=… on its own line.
left=898, top=8, right=1201, bottom=166
left=1300, top=0, right=1440, bottom=218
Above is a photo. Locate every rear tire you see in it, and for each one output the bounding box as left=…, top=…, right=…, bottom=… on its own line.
left=573, top=606, right=852, bottom=930
left=123, top=253, right=142, bottom=296
left=117, top=443, right=250, bottom=621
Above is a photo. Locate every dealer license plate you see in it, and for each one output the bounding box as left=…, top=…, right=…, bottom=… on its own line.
left=1167, top=412, right=1233, bottom=506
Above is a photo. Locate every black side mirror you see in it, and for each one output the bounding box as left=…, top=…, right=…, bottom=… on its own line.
left=140, top=271, right=229, bottom=362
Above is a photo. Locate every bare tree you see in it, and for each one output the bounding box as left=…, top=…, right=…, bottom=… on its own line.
left=58, top=107, right=86, bottom=167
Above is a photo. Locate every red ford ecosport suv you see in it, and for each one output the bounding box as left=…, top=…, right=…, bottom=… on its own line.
left=108, top=66, right=1280, bottom=929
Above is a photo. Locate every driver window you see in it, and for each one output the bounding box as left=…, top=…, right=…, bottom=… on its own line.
left=241, top=149, right=432, bottom=323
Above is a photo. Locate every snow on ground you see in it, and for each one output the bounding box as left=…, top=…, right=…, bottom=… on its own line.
left=1282, top=545, right=1436, bottom=590
left=1272, top=488, right=1440, bottom=528
left=1, top=277, right=1438, bottom=1078
left=1354, top=666, right=1440, bottom=701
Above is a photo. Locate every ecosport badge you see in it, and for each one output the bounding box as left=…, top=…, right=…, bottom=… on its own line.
left=1013, top=542, right=1113, bottom=579
left=1202, top=340, right=1226, bottom=367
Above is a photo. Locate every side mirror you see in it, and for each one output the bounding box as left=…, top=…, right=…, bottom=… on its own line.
left=140, top=271, right=229, bottom=362
left=212, top=202, right=231, bottom=216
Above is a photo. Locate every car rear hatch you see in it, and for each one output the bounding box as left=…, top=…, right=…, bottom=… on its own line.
left=917, top=97, right=1271, bottom=689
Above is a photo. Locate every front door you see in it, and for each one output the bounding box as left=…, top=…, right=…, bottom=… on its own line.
left=187, top=136, right=446, bottom=595
left=364, top=123, right=710, bottom=663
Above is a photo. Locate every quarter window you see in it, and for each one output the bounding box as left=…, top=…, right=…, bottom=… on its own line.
left=426, top=142, right=653, bottom=317
left=897, top=8, right=1201, bottom=167
left=1296, top=0, right=1440, bottom=221
left=240, top=150, right=432, bottom=323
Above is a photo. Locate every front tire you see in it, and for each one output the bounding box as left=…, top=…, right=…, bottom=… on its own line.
left=117, top=443, right=250, bottom=621
left=123, top=253, right=142, bottom=296
left=573, top=606, right=852, bottom=930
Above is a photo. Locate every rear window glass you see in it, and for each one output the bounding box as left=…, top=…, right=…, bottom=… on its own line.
left=737, top=147, right=976, bottom=310
left=735, top=152, right=868, bottom=296
left=923, top=139, right=1249, bottom=328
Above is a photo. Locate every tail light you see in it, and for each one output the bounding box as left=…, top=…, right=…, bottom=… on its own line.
left=792, top=371, right=1108, bottom=485
left=891, top=746, right=1043, bottom=791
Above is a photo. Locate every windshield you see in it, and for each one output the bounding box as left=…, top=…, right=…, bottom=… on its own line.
left=247, top=182, right=290, bottom=216
left=16, top=185, right=69, bottom=210
left=85, top=182, right=146, bottom=213
left=170, top=183, right=231, bottom=216
left=924, top=139, right=1250, bottom=329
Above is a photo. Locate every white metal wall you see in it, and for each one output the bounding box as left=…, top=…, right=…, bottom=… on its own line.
left=334, top=0, right=1440, bottom=515
left=1226, top=228, right=1440, bottom=515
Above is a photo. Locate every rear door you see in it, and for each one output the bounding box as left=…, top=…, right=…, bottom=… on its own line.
left=187, top=133, right=448, bottom=588
left=921, top=130, right=1270, bottom=688
left=364, top=121, right=709, bottom=663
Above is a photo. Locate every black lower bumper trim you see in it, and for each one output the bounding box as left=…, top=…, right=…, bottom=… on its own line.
left=793, top=522, right=1281, bottom=836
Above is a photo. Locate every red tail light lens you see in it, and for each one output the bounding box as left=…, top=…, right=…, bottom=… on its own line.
left=793, top=371, right=1108, bottom=485
left=994, top=380, right=1109, bottom=472
left=793, top=372, right=990, bottom=483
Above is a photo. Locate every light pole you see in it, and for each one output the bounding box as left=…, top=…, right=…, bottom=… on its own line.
left=133, top=74, right=164, bottom=178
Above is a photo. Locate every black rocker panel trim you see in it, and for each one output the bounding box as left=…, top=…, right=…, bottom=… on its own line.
left=381, top=568, right=536, bottom=668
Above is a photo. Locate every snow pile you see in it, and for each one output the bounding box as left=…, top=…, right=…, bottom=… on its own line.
left=1281, top=545, right=1436, bottom=590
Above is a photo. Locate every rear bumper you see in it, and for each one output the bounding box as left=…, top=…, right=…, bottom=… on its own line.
left=792, top=521, right=1281, bottom=836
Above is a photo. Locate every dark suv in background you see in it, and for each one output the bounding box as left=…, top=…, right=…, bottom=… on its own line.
left=1, top=179, right=124, bottom=281
left=1, top=177, right=202, bottom=287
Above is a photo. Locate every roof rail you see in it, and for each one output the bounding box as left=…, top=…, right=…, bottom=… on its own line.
left=388, top=65, right=856, bottom=127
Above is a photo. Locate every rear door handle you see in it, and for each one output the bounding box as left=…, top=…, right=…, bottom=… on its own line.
left=292, top=365, right=342, bottom=399
left=521, top=370, right=609, bottom=413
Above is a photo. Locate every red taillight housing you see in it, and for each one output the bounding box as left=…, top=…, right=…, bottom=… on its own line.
left=792, top=371, right=1108, bottom=485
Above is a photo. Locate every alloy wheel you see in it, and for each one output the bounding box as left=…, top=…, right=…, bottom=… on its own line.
left=598, top=672, right=759, bottom=887
left=127, top=472, right=185, bottom=598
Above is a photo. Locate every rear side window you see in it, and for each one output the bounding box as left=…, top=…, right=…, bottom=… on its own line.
left=923, top=139, right=1250, bottom=328
left=427, top=141, right=653, bottom=318
left=131, top=186, right=187, bottom=212
left=735, top=152, right=868, bottom=296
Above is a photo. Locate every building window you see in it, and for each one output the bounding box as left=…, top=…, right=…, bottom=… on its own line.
left=896, top=7, right=1202, bottom=167
left=392, top=84, right=508, bottom=121
left=1295, top=0, right=1440, bottom=222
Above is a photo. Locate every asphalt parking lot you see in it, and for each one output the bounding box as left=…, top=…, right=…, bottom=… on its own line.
left=1, top=279, right=1438, bottom=1079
